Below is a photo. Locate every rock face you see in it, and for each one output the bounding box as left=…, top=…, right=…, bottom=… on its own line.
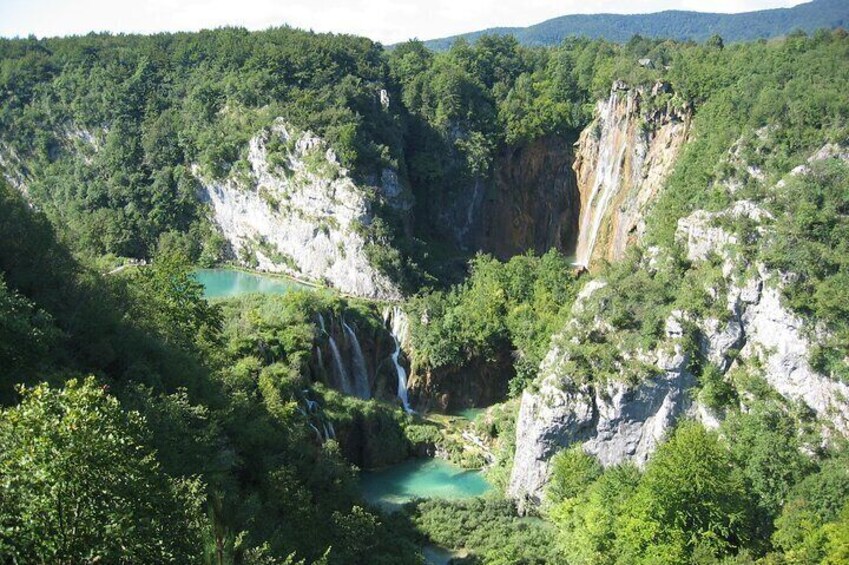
left=474, top=137, right=581, bottom=259
left=198, top=119, right=403, bottom=300
left=407, top=348, right=514, bottom=413
left=573, top=82, right=690, bottom=267
left=433, top=136, right=580, bottom=260
left=507, top=308, right=695, bottom=510
left=739, top=283, right=849, bottom=435
left=509, top=161, right=849, bottom=507
left=679, top=202, right=849, bottom=436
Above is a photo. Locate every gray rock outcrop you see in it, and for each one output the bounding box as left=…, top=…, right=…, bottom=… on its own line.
left=198, top=119, right=403, bottom=300
left=508, top=285, right=697, bottom=509
left=508, top=155, right=849, bottom=508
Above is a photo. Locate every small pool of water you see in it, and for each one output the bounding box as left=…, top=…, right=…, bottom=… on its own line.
left=452, top=407, right=486, bottom=421
left=194, top=268, right=307, bottom=299
left=360, top=458, right=491, bottom=510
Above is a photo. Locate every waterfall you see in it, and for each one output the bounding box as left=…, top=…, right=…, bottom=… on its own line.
left=575, top=92, right=631, bottom=267
left=342, top=320, right=371, bottom=400
left=317, top=312, right=326, bottom=333
left=326, top=420, right=336, bottom=439
left=315, top=346, right=326, bottom=377
left=328, top=334, right=354, bottom=395
left=384, top=306, right=413, bottom=413
left=456, top=178, right=485, bottom=246
left=308, top=422, right=323, bottom=442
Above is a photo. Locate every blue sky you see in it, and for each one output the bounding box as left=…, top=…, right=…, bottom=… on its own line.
left=0, top=0, right=804, bottom=44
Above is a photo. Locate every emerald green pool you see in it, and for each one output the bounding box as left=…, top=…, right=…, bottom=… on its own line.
left=194, top=268, right=307, bottom=299
left=360, top=458, right=491, bottom=510
left=453, top=407, right=486, bottom=421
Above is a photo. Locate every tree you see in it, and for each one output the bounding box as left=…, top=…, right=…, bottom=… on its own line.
left=616, top=422, right=755, bottom=562
left=131, top=249, right=222, bottom=351
left=706, top=34, right=725, bottom=50
left=0, top=377, right=205, bottom=563
left=546, top=445, right=603, bottom=504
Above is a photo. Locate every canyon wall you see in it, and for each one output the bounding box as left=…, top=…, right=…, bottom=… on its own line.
left=198, top=119, right=405, bottom=300
left=573, top=81, right=691, bottom=267
left=508, top=148, right=849, bottom=510
left=433, top=136, right=580, bottom=260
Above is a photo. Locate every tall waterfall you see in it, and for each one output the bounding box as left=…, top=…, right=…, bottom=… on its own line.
left=342, top=320, right=371, bottom=399
left=328, top=334, right=353, bottom=396
left=314, top=346, right=325, bottom=375
left=384, top=306, right=413, bottom=412
left=574, top=91, right=632, bottom=267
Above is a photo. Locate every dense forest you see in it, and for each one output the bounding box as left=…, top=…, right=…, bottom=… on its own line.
left=2, top=18, right=849, bottom=565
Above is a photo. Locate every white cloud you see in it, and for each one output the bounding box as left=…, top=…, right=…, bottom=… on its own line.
left=0, top=0, right=805, bottom=44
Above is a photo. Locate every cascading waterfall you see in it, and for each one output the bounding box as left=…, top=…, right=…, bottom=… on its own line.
left=456, top=178, right=485, bottom=245
left=300, top=394, right=336, bottom=443
left=384, top=306, right=413, bottom=413
left=315, top=346, right=325, bottom=375
left=342, top=320, right=371, bottom=399
left=308, top=422, right=323, bottom=442
left=328, top=334, right=353, bottom=395
left=574, top=92, right=632, bottom=267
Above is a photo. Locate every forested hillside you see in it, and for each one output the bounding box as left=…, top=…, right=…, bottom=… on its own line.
left=2, top=20, right=849, bottom=565
left=422, top=0, right=848, bottom=50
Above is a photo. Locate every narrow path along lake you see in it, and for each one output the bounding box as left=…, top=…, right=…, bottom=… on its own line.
left=195, top=268, right=307, bottom=299
left=360, top=458, right=491, bottom=511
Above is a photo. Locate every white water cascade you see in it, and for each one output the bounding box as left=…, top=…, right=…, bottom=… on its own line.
left=574, top=91, right=632, bottom=267
left=342, top=320, right=371, bottom=399
left=384, top=306, right=413, bottom=412
left=327, top=334, right=353, bottom=395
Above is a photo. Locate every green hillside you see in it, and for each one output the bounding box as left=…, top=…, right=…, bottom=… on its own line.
left=422, top=0, right=848, bottom=50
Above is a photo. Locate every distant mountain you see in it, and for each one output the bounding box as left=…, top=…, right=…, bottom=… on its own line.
left=420, top=0, right=848, bottom=50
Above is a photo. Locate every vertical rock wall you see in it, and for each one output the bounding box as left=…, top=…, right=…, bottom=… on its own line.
left=573, top=82, right=690, bottom=267
left=198, top=119, right=404, bottom=300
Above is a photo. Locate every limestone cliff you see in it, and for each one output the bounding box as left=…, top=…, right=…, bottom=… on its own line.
left=407, top=348, right=514, bottom=413
left=507, top=283, right=698, bottom=510
left=573, top=81, right=690, bottom=267
left=474, top=137, right=580, bottom=259
left=197, top=119, right=404, bottom=300
left=508, top=149, right=849, bottom=509
left=433, top=136, right=580, bottom=260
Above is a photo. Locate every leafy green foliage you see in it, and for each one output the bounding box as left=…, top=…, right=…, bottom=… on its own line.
left=0, top=27, right=402, bottom=259
left=406, top=498, right=560, bottom=564
left=762, top=160, right=849, bottom=382
left=408, top=250, right=578, bottom=391
left=130, top=249, right=223, bottom=353
left=647, top=29, right=849, bottom=246
left=618, top=422, right=755, bottom=562
left=0, top=378, right=205, bottom=563
left=546, top=446, right=603, bottom=504
left=771, top=452, right=849, bottom=563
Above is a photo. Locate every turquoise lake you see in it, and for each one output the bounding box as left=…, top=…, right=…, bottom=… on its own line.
left=194, top=268, right=307, bottom=299
left=360, top=458, right=491, bottom=510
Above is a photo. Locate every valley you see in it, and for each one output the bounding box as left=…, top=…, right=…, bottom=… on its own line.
left=2, top=14, right=849, bottom=565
